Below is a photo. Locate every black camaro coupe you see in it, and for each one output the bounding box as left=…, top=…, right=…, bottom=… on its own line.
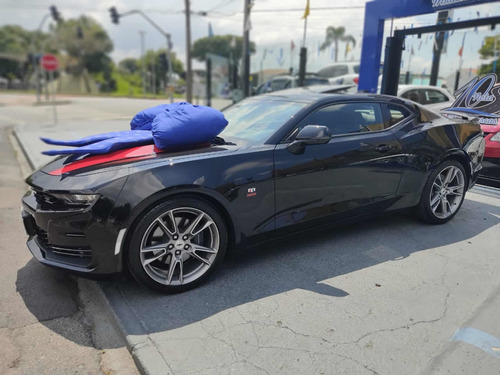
left=22, top=90, right=485, bottom=293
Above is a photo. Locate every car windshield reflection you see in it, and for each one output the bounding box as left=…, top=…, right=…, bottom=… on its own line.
left=221, top=98, right=306, bottom=145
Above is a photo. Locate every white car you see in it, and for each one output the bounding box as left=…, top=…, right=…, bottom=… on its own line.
left=316, top=62, right=360, bottom=85
left=398, top=85, right=454, bottom=111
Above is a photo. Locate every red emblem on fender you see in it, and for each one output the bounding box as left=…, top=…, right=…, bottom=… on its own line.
left=246, top=187, right=257, bottom=197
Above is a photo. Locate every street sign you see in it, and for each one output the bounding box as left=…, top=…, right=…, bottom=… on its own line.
left=41, top=54, right=58, bottom=71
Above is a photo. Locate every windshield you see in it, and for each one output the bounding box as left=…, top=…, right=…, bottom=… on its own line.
left=221, top=98, right=306, bottom=144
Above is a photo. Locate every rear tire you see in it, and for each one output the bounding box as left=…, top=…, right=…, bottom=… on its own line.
left=417, top=160, right=467, bottom=225
left=127, top=198, right=228, bottom=293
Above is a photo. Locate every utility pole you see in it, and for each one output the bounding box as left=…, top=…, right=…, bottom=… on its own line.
left=242, top=0, right=252, bottom=97
left=139, top=31, right=146, bottom=97
left=185, top=0, right=193, bottom=103
left=151, top=58, right=156, bottom=95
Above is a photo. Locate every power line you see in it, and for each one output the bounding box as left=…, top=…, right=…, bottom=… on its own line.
left=251, top=5, right=366, bottom=12
left=205, top=0, right=238, bottom=13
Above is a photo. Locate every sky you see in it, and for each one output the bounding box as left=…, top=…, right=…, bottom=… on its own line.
left=1, top=0, right=500, bottom=79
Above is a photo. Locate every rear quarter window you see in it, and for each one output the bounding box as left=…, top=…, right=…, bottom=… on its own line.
left=383, top=104, right=413, bottom=127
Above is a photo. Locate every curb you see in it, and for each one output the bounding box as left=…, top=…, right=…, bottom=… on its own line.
left=471, top=184, right=500, bottom=198
left=12, top=128, right=36, bottom=171
left=81, top=281, right=172, bottom=375
left=33, top=100, right=72, bottom=106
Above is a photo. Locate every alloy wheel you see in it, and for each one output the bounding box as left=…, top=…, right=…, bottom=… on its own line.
left=139, top=207, right=220, bottom=286
left=429, top=165, right=465, bottom=219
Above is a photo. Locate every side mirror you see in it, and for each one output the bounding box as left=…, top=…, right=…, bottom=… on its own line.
left=286, top=125, right=331, bottom=154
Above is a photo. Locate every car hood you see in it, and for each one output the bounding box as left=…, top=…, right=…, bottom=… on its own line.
left=40, top=143, right=238, bottom=176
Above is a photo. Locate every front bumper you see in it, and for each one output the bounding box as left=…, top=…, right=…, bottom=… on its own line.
left=22, top=188, right=123, bottom=276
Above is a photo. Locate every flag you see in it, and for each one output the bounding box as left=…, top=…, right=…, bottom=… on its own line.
left=458, top=33, right=466, bottom=57
left=345, top=43, right=351, bottom=58
left=262, top=48, right=267, bottom=61
left=418, top=40, right=422, bottom=50
left=291, top=40, right=295, bottom=50
left=277, top=48, right=284, bottom=66
left=208, top=23, right=213, bottom=38
left=411, top=46, right=415, bottom=55
left=302, top=0, right=310, bottom=19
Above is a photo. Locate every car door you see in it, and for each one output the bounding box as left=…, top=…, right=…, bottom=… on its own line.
left=273, top=101, right=405, bottom=229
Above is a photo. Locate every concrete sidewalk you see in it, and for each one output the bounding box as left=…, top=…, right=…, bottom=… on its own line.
left=8, top=96, right=500, bottom=375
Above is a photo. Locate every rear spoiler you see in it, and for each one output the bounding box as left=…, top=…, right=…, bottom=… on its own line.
left=440, top=110, right=480, bottom=124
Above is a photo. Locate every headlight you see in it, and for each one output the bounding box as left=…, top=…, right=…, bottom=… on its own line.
left=490, top=133, right=500, bottom=142
left=51, top=193, right=100, bottom=205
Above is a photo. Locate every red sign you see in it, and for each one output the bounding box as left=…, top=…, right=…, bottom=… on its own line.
left=41, top=54, right=58, bottom=71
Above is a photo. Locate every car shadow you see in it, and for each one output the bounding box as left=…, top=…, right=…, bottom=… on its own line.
left=97, top=197, right=500, bottom=336
left=15, top=259, right=125, bottom=348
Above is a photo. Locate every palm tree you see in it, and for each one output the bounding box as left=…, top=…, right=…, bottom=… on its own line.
left=320, top=26, right=356, bottom=62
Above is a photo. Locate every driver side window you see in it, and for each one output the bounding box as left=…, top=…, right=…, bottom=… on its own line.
left=294, top=102, right=384, bottom=137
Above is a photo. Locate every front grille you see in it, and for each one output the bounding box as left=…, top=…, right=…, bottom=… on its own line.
left=51, top=246, right=92, bottom=258
left=34, top=227, right=92, bottom=267
left=35, top=226, right=49, bottom=246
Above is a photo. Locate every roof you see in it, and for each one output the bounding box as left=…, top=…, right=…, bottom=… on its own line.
left=253, top=87, right=407, bottom=105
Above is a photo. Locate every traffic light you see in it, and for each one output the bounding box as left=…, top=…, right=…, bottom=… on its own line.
left=166, top=34, right=173, bottom=50
left=76, top=26, right=84, bottom=39
left=49, top=5, right=61, bottom=22
left=109, top=7, right=119, bottom=24
left=158, top=53, right=168, bottom=71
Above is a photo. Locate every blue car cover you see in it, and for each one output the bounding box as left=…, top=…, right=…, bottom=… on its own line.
left=40, top=102, right=228, bottom=155
left=151, top=102, right=228, bottom=149
left=130, top=103, right=182, bottom=130
left=41, top=130, right=154, bottom=155
left=41, top=130, right=142, bottom=147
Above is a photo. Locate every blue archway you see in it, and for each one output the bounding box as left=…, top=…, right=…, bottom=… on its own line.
left=358, top=0, right=500, bottom=93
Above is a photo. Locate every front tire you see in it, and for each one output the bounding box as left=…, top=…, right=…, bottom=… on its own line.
left=417, top=160, right=467, bottom=224
left=127, top=198, right=228, bottom=293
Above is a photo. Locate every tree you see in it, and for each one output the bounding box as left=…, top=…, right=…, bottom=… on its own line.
left=0, top=25, right=53, bottom=81
left=478, top=35, right=500, bottom=59
left=192, top=35, right=255, bottom=62
left=478, top=35, right=500, bottom=75
left=319, top=26, right=356, bottom=62
left=55, top=16, right=113, bottom=74
left=142, top=49, right=184, bottom=92
left=118, top=58, right=139, bottom=74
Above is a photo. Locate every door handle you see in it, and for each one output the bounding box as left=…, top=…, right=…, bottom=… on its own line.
left=375, top=144, right=393, bottom=153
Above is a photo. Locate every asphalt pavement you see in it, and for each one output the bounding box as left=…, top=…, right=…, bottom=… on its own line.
left=2, top=93, right=500, bottom=375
